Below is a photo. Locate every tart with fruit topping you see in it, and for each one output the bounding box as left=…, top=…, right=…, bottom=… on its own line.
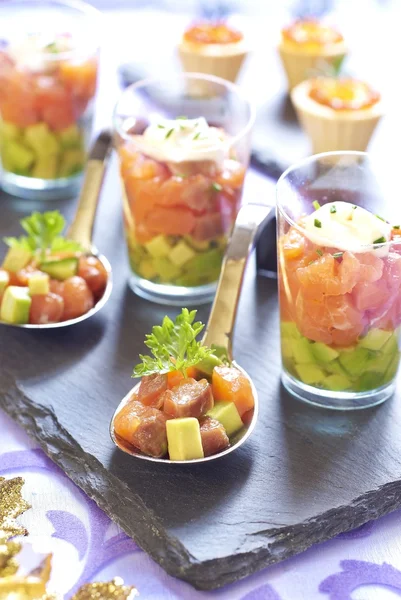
left=291, top=77, right=383, bottom=153
left=279, top=19, right=347, bottom=90
left=178, top=21, right=248, bottom=84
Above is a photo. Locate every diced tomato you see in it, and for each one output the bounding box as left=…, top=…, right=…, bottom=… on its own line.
left=215, top=159, right=245, bottom=190
left=199, top=416, right=229, bottom=457
left=59, top=58, right=98, bottom=99
left=114, top=400, right=167, bottom=458
left=29, top=292, right=64, bottom=324
left=78, top=256, right=108, bottom=297
left=49, top=279, right=65, bottom=296
left=61, top=276, right=94, bottom=321
left=212, top=366, right=254, bottom=418
left=163, top=378, right=213, bottom=418
left=137, top=373, right=168, bottom=409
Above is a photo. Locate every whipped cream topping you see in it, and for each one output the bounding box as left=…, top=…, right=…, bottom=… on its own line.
left=130, top=117, right=229, bottom=165
left=303, top=201, right=391, bottom=256
left=7, top=33, right=73, bottom=71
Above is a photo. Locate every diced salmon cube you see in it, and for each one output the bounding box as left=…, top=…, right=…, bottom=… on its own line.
left=199, top=416, right=229, bottom=457
left=138, top=373, right=168, bottom=408
left=114, top=400, right=167, bottom=458
left=167, top=367, right=198, bottom=389
left=163, top=378, right=213, bottom=418
left=212, top=366, right=254, bottom=418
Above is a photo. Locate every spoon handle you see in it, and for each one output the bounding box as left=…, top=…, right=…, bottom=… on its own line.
left=67, top=129, right=113, bottom=250
left=202, top=203, right=274, bottom=356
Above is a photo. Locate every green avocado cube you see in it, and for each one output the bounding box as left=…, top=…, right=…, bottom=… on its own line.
left=311, top=342, right=339, bottom=363
left=40, top=257, right=78, bottom=281
left=324, top=359, right=348, bottom=376
left=169, top=240, right=196, bottom=267
left=359, top=329, right=393, bottom=351
left=166, top=418, right=204, bottom=461
left=295, top=363, right=325, bottom=385
left=0, top=286, right=31, bottom=324
left=137, top=258, right=157, bottom=280
left=292, top=337, right=314, bottom=364
left=184, top=236, right=210, bottom=252
left=4, top=140, right=35, bottom=172
left=0, top=270, right=10, bottom=294
left=2, top=247, right=32, bottom=272
left=339, top=347, right=372, bottom=377
left=28, top=273, right=50, bottom=295
left=325, top=374, right=352, bottom=391
left=58, top=124, right=84, bottom=149
left=58, top=149, right=85, bottom=177
left=356, top=371, right=385, bottom=392
left=196, top=353, right=222, bottom=376
left=24, top=123, right=60, bottom=157
left=144, top=235, right=171, bottom=259
left=384, top=352, right=401, bottom=382
left=281, top=338, right=294, bottom=359
left=31, top=155, right=58, bottom=179
left=381, top=334, right=399, bottom=357
left=280, top=321, right=302, bottom=340
left=366, top=352, right=393, bottom=375
left=0, top=121, right=21, bottom=142
left=207, top=401, right=243, bottom=437
left=153, top=257, right=181, bottom=281
left=184, top=248, right=223, bottom=274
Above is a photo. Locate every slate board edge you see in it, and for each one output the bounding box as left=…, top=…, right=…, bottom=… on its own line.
left=3, top=378, right=401, bottom=591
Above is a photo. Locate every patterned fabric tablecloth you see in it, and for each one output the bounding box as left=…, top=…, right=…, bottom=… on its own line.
left=2, top=409, right=401, bottom=599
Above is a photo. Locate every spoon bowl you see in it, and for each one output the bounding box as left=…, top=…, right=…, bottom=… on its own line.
left=1, top=130, right=113, bottom=330
left=111, top=203, right=273, bottom=463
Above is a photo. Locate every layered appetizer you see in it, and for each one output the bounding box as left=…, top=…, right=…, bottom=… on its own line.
left=0, top=211, right=107, bottom=325
left=291, top=77, right=383, bottom=153
left=0, top=32, right=97, bottom=181
left=278, top=201, right=401, bottom=394
left=178, top=22, right=248, bottom=83
left=118, top=116, right=245, bottom=289
left=113, top=309, right=255, bottom=461
left=279, top=19, right=347, bottom=90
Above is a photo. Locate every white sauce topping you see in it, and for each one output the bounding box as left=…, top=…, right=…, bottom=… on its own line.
left=7, top=33, right=73, bottom=71
left=303, top=201, right=391, bottom=256
left=130, top=117, right=229, bottom=165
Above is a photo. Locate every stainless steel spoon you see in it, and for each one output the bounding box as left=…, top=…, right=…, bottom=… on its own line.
left=2, top=129, right=113, bottom=329
left=110, top=202, right=274, bottom=463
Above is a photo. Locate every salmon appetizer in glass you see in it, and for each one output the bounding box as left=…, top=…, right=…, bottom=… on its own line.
left=0, top=211, right=108, bottom=325
left=112, top=309, right=255, bottom=461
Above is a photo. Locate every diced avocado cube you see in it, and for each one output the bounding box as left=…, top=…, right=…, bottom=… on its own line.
left=166, top=417, right=204, bottom=461
left=31, top=155, right=58, bottom=179
left=356, top=372, right=385, bottom=392
left=2, top=247, right=32, bottom=272
left=338, top=346, right=372, bottom=377
left=58, top=124, right=84, bottom=149
left=169, top=240, right=196, bottom=267
left=359, top=329, right=393, bottom=351
left=292, top=337, right=314, bottom=364
left=144, top=235, right=171, bottom=259
left=137, top=258, right=157, bottom=280
left=207, top=401, right=243, bottom=437
left=295, top=363, right=325, bottom=385
left=153, top=257, right=181, bottom=281
left=280, top=321, right=302, bottom=340
left=196, top=353, right=222, bottom=376
left=325, top=374, right=352, bottom=391
left=311, top=342, right=339, bottom=363
left=366, top=352, right=393, bottom=374
left=184, top=248, right=223, bottom=274
left=384, top=352, right=400, bottom=382
left=382, top=334, right=399, bottom=357
left=0, top=286, right=31, bottom=324
left=0, top=270, right=10, bottom=294
left=58, top=149, right=85, bottom=177
left=281, top=338, right=294, bottom=359
left=324, top=359, right=348, bottom=376
left=28, top=273, right=50, bottom=295
left=175, top=272, right=205, bottom=287
left=40, top=257, right=78, bottom=281
left=3, top=140, right=35, bottom=171
left=184, top=236, right=210, bottom=251
left=24, top=123, right=60, bottom=157
left=0, top=121, right=21, bottom=142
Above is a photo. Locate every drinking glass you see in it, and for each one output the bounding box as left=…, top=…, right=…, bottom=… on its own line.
left=113, top=73, right=254, bottom=306
left=0, top=0, right=100, bottom=200
left=277, top=152, right=401, bottom=410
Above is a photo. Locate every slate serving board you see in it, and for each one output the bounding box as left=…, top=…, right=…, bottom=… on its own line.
left=1, top=159, right=401, bottom=591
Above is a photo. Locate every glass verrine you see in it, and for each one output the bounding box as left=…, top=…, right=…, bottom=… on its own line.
left=277, top=152, right=401, bottom=410
left=113, top=73, right=254, bottom=306
left=0, top=0, right=100, bottom=200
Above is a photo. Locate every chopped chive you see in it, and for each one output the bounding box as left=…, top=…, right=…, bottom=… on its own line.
left=333, top=252, right=343, bottom=258
left=373, top=236, right=386, bottom=245
left=176, top=116, right=188, bottom=120
left=312, top=200, right=321, bottom=210
left=394, top=225, right=400, bottom=230
left=212, top=182, right=223, bottom=192
left=193, top=132, right=201, bottom=140
left=314, top=218, right=322, bottom=228
left=376, top=214, right=386, bottom=222
left=330, top=205, right=337, bottom=214
left=165, top=128, right=174, bottom=139
left=352, top=205, right=357, bottom=210
left=316, top=249, right=323, bottom=256
left=157, top=124, right=165, bottom=129
left=176, top=174, right=187, bottom=179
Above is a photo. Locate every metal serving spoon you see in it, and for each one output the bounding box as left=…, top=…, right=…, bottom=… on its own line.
left=110, top=203, right=273, bottom=464
left=2, top=129, right=113, bottom=329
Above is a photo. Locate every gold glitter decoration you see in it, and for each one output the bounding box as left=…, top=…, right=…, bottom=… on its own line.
left=71, top=578, right=139, bottom=600
left=0, top=554, right=53, bottom=599
left=0, top=476, right=30, bottom=540
left=0, top=534, right=21, bottom=577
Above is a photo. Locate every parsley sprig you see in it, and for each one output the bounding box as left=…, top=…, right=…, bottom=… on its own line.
left=3, top=211, right=83, bottom=260
left=133, top=309, right=214, bottom=378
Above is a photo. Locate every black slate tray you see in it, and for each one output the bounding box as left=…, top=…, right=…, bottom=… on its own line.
left=1, top=161, right=401, bottom=591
